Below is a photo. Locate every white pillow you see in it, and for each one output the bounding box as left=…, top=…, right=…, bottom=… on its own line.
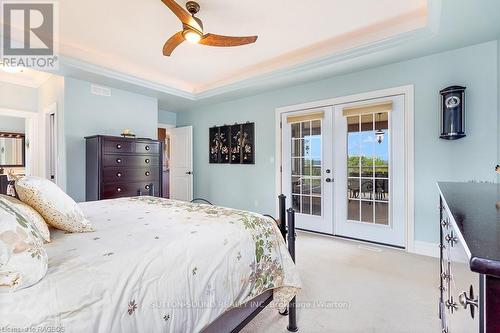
left=15, top=176, right=94, bottom=233
left=0, top=197, right=48, bottom=292
left=0, top=195, right=51, bottom=243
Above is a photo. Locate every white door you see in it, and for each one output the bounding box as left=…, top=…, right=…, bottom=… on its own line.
left=282, top=107, right=333, bottom=234
left=333, top=95, right=406, bottom=247
left=169, top=126, right=193, bottom=201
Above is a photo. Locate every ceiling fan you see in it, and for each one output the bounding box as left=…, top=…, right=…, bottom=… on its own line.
left=161, top=0, right=258, bottom=56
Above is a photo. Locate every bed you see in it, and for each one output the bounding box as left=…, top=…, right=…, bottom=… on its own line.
left=0, top=196, right=301, bottom=332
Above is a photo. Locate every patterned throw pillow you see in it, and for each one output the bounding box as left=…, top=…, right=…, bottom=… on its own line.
left=0, top=195, right=51, bottom=243
left=0, top=197, right=48, bottom=293
left=15, top=176, right=94, bottom=233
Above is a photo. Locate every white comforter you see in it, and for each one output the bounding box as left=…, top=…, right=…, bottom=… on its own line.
left=0, top=197, right=300, bottom=332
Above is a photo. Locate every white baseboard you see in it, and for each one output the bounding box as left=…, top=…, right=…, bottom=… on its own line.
left=412, top=240, right=439, bottom=258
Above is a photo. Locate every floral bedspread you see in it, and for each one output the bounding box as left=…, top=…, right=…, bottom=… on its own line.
left=0, top=197, right=301, bottom=332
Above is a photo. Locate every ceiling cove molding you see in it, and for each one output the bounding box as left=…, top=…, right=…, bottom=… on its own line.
left=59, top=56, right=196, bottom=100
left=196, top=24, right=438, bottom=100
left=196, top=1, right=442, bottom=99
left=58, top=0, right=441, bottom=102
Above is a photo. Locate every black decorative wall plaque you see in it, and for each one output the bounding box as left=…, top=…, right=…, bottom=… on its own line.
left=209, top=122, right=254, bottom=164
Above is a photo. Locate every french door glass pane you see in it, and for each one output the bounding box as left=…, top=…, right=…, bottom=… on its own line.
left=360, top=201, right=374, bottom=223
left=290, top=118, right=322, bottom=216
left=302, top=196, right=311, bottom=214
left=346, top=111, right=390, bottom=225
left=375, top=202, right=389, bottom=225
left=312, top=197, right=321, bottom=216
left=292, top=158, right=301, bottom=176
left=347, top=199, right=360, bottom=221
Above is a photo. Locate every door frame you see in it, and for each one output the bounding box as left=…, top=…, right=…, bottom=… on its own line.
left=42, top=103, right=58, bottom=185
left=0, top=108, right=39, bottom=177
left=275, top=85, right=415, bottom=252
left=158, top=123, right=176, bottom=198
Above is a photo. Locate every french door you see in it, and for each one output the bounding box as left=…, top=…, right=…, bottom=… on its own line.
left=281, top=108, right=333, bottom=234
left=333, top=95, right=406, bottom=247
left=281, top=94, right=406, bottom=248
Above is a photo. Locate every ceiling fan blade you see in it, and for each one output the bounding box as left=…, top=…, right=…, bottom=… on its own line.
left=163, top=31, right=185, bottom=56
left=199, top=34, right=258, bottom=47
left=160, top=0, right=202, bottom=32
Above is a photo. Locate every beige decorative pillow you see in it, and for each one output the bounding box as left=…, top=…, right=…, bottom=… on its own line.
left=0, top=195, right=51, bottom=243
left=15, top=176, right=94, bottom=233
left=0, top=197, right=48, bottom=292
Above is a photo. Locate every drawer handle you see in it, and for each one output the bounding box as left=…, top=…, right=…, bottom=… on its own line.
left=445, top=232, right=457, bottom=247
left=116, top=172, right=123, bottom=178
left=445, top=297, right=458, bottom=313
left=116, top=144, right=122, bottom=149
left=441, top=271, right=451, bottom=281
left=116, top=158, right=122, bottom=164
left=145, top=185, right=151, bottom=190
left=116, top=187, right=122, bottom=193
left=145, top=171, right=150, bottom=176
left=145, top=145, right=150, bottom=151
left=459, top=285, right=478, bottom=319
left=145, top=158, right=150, bottom=164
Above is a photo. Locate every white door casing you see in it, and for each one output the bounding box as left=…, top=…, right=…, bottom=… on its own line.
left=275, top=85, right=414, bottom=251
left=43, top=103, right=58, bottom=184
left=169, top=126, right=193, bottom=201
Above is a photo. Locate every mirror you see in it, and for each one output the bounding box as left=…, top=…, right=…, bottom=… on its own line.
left=0, top=132, right=25, bottom=167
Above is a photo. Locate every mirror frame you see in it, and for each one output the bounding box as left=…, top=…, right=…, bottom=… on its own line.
left=0, top=132, right=26, bottom=168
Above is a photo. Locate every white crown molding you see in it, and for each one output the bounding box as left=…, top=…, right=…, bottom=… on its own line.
left=59, top=23, right=435, bottom=102
left=58, top=56, right=196, bottom=100
left=53, top=0, right=441, bottom=102
left=197, top=25, right=437, bottom=100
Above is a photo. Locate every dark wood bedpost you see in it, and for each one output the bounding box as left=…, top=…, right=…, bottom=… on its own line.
left=278, top=194, right=287, bottom=241
left=287, top=208, right=298, bottom=332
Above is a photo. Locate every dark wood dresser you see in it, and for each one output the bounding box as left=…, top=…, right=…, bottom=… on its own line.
left=85, top=135, right=163, bottom=201
left=438, top=182, right=500, bottom=333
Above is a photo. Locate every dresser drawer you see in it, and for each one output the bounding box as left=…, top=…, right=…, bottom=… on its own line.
left=103, top=139, right=134, bottom=153
left=103, top=154, right=159, bottom=167
left=439, top=198, right=480, bottom=333
left=102, top=167, right=159, bottom=183
left=102, top=181, right=160, bottom=199
left=135, top=142, right=160, bottom=154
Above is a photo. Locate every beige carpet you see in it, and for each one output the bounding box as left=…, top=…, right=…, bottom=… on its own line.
left=242, top=232, right=440, bottom=333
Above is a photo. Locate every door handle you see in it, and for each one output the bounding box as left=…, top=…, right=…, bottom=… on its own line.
left=186, top=171, right=193, bottom=175
left=325, top=178, right=332, bottom=183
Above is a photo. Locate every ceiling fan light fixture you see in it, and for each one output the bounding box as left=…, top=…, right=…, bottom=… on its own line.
left=183, top=29, right=202, bottom=44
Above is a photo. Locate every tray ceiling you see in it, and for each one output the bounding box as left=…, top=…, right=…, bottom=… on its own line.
left=56, top=0, right=428, bottom=94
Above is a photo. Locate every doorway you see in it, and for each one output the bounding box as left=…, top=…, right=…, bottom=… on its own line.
left=158, top=124, right=173, bottom=198
left=278, top=86, right=413, bottom=249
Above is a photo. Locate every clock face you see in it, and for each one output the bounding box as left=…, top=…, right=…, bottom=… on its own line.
left=445, top=95, right=461, bottom=109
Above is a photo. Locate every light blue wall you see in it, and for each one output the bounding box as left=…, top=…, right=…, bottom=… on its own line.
left=64, top=77, right=158, bottom=202
left=0, top=115, right=25, bottom=133
left=0, top=81, right=38, bottom=112
left=178, top=41, right=499, bottom=244
left=158, top=109, right=177, bottom=125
